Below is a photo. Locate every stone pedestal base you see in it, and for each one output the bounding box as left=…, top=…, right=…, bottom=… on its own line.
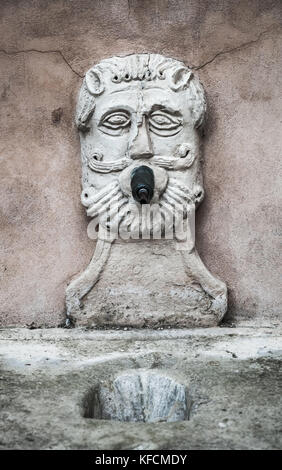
left=68, top=240, right=226, bottom=328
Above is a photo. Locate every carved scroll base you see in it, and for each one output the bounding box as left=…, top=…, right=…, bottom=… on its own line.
left=66, top=239, right=227, bottom=328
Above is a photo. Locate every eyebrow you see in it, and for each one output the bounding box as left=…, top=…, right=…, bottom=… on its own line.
left=97, top=106, right=134, bottom=124
left=149, top=104, right=182, bottom=115
left=98, top=105, right=182, bottom=122
left=97, top=96, right=182, bottom=120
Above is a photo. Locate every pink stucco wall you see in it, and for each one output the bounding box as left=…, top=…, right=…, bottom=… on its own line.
left=0, top=0, right=281, bottom=326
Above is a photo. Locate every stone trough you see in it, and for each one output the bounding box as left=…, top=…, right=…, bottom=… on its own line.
left=0, top=326, right=281, bottom=450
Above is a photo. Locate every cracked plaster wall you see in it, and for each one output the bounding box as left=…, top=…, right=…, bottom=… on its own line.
left=0, top=0, right=281, bottom=327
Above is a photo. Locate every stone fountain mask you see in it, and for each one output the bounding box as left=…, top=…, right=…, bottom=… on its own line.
left=66, top=54, right=227, bottom=328
left=77, top=54, right=205, bottom=240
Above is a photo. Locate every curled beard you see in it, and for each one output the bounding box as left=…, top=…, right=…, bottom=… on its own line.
left=83, top=177, right=195, bottom=240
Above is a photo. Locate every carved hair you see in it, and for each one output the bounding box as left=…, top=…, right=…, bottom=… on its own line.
left=76, top=54, right=206, bottom=132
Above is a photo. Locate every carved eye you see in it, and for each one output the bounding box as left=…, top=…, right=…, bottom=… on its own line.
left=149, top=111, right=182, bottom=136
left=101, top=112, right=130, bottom=129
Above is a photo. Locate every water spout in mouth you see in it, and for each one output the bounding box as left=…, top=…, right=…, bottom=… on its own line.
left=137, top=187, right=150, bottom=204
left=131, top=165, right=155, bottom=204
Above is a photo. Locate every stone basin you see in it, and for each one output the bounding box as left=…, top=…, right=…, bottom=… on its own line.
left=0, top=326, right=281, bottom=450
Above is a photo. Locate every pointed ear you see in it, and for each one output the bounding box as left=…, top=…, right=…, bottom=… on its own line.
left=170, top=67, right=193, bottom=91
left=85, top=67, right=104, bottom=95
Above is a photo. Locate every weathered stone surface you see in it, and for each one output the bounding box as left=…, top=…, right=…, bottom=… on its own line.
left=84, top=370, right=190, bottom=423
left=72, top=241, right=224, bottom=328
left=0, top=0, right=281, bottom=326
left=66, top=53, right=227, bottom=328
left=0, top=327, right=281, bottom=449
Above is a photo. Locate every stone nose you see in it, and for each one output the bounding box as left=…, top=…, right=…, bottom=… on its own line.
left=131, top=165, right=155, bottom=204
left=129, top=118, right=153, bottom=160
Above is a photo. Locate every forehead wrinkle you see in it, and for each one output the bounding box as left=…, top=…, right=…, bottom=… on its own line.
left=96, top=87, right=183, bottom=117
left=108, top=83, right=175, bottom=94
left=109, top=83, right=142, bottom=94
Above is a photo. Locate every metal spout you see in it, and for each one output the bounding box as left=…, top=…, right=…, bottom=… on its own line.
left=131, top=165, right=154, bottom=204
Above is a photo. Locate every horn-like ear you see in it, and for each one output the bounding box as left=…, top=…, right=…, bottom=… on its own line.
left=170, top=67, right=193, bottom=91
left=85, top=67, right=104, bottom=96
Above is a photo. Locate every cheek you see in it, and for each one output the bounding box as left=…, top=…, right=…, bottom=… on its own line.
left=150, top=125, right=197, bottom=155
left=150, top=135, right=182, bottom=155
left=87, top=126, right=130, bottom=160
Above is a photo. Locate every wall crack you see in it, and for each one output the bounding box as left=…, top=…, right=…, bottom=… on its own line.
left=1, top=25, right=278, bottom=78
left=0, top=48, right=84, bottom=78
left=192, top=25, right=279, bottom=71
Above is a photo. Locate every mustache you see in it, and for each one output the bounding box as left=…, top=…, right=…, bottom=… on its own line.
left=87, top=152, right=196, bottom=174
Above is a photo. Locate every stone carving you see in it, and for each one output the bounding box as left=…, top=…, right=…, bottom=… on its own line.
left=66, top=53, right=227, bottom=327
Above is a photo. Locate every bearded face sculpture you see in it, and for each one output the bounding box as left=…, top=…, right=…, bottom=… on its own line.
left=66, top=54, right=227, bottom=328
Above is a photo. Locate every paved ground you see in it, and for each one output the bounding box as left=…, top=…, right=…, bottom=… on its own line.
left=0, top=326, right=281, bottom=449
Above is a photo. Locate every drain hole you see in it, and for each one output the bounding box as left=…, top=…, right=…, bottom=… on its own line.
left=83, top=370, right=191, bottom=423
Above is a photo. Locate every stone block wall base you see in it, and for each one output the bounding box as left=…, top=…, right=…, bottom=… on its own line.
left=69, top=240, right=221, bottom=328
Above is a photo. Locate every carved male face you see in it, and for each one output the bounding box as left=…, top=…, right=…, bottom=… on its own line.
left=89, top=79, right=194, bottom=162
left=77, top=54, right=206, bottom=238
